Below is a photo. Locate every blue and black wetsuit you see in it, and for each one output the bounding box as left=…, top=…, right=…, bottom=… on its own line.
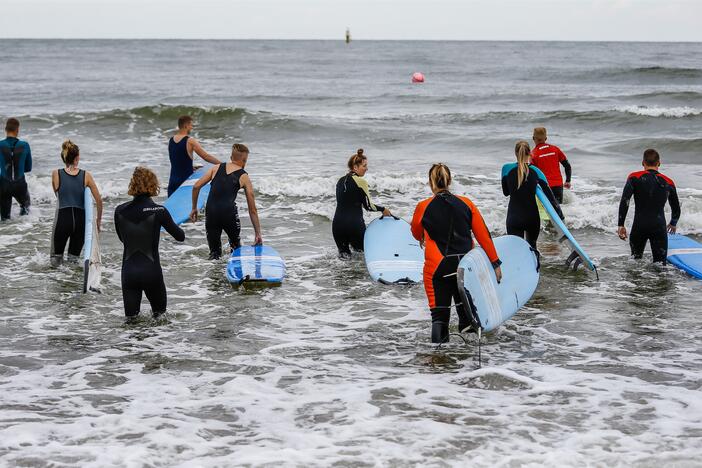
left=51, top=169, right=86, bottom=265
left=618, top=169, right=680, bottom=263
left=502, top=163, right=563, bottom=249
left=205, top=164, right=245, bottom=259
left=0, top=137, right=32, bottom=220
left=167, top=136, right=192, bottom=197
left=114, top=195, right=185, bottom=317
left=332, top=172, right=384, bottom=257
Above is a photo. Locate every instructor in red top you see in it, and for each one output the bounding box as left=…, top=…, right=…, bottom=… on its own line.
left=530, top=127, right=572, bottom=204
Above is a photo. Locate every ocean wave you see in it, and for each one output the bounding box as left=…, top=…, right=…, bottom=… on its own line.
left=586, top=66, right=702, bottom=82
left=615, top=106, right=702, bottom=118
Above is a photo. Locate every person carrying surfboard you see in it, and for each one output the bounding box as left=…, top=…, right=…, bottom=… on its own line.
left=332, top=149, right=393, bottom=258
left=50, top=140, right=103, bottom=267
left=617, top=148, right=680, bottom=264
left=115, top=167, right=185, bottom=318
left=167, top=115, right=221, bottom=196
left=530, top=127, right=572, bottom=204
left=411, top=163, right=502, bottom=343
left=502, top=141, right=563, bottom=249
left=0, top=118, right=32, bottom=220
left=189, top=143, right=262, bottom=260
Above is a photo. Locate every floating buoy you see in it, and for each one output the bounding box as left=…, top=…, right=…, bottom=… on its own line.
left=411, top=72, right=425, bottom=83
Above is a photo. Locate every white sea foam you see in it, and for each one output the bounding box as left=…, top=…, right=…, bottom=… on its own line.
left=616, top=105, right=702, bottom=118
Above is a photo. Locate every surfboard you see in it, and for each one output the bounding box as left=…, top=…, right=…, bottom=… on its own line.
left=226, top=245, right=286, bottom=285
left=667, top=234, right=702, bottom=279
left=83, top=187, right=102, bottom=293
left=536, top=185, right=598, bottom=277
left=536, top=196, right=549, bottom=222
left=163, top=166, right=211, bottom=225
left=457, top=235, right=539, bottom=333
left=363, top=216, right=424, bottom=284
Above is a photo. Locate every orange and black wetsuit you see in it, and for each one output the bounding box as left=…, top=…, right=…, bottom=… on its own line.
left=411, top=191, right=501, bottom=342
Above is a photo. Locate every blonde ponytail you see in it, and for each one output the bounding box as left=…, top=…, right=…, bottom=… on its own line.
left=61, top=140, right=80, bottom=166
left=514, top=140, right=531, bottom=189
left=429, top=163, right=452, bottom=192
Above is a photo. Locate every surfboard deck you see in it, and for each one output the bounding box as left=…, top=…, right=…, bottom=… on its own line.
left=83, top=187, right=102, bottom=293
left=363, top=216, right=423, bottom=284
left=457, top=235, right=539, bottom=333
left=163, top=166, right=211, bottom=225
left=226, top=245, right=286, bottom=285
left=667, top=234, right=702, bottom=279
left=536, top=185, right=597, bottom=276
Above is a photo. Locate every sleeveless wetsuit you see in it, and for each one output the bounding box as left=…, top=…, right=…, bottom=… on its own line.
left=0, top=137, right=32, bottom=220
left=114, top=195, right=185, bottom=317
left=531, top=143, right=571, bottom=203
left=205, top=164, right=245, bottom=259
left=332, top=172, right=384, bottom=257
left=618, top=169, right=680, bottom=263
left=501, top=163, right=563, bottom=249
left=411, top=191, right=501, bottom=342
left=51, top=169, right=86, bottom=264
left=168, top=136, right=192, bottom=196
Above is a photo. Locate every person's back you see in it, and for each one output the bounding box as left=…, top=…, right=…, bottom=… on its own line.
left=0, top=118, right=32, bottom=219
left=530, top=127, right=571, bottom=203
left=623, top=170, right=677, bottom=229
left=168, top=134, right=192, bottom=195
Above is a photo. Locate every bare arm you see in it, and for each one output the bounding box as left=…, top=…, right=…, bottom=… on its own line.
left=85, top=171, right=104, bottom=231
left=52, top=169, right=59, bottom=193
left=190, top=166, right=217, bottom=222
left=189, top=138, right=221, bottom=165
left=241, top=174, right=262, bottom=245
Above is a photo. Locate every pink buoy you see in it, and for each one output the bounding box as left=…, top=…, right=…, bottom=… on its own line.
left=411, top=72, right=425, bottom=83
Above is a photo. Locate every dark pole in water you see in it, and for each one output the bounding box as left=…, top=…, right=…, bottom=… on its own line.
left=345, top=28, right=351, bottom=44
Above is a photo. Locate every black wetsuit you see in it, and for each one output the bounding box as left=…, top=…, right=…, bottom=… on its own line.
left=114, top=195, right=184, bottom=317
left=205, top=164, right=245, bottom=259
left=618, top=169, right=680, bottom=263
left=51, top=169, right=86, bottom=264
left=501, top=163, right=563, bottom=249
left=332, top=172, right=384, bottom=257
left=168, top=136, right=191, bottom=197
left=0, top=137, right=32, bottom=220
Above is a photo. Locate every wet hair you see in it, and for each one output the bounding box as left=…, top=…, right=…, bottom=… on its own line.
left=5, top=118, right=19, bottom=133
left=347, top=148, right=366, bottom=172
left=429, top=163, right=451, bottom=192
left=643, top=148, right=660, bottom=166
left=232, top=143, right=249, bottom=154
left=61, top=140, right=80, bottom=166
left=533, top=127, right=547, bottom=142
left=177, top=115, right=193, bottom=129
left=128, top=166, right=160, bottom=197
left=515, top=140, right=531, bottom=189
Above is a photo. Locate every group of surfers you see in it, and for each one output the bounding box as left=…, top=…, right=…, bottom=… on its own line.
left=0, top=116, right=681, bottom=340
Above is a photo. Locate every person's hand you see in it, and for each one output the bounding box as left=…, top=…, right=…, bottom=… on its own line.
left=253, top=233, right=263, bottom=246
left=419, top=236, right=425, bottom=249
left=667, top=224, right=677, bottom=234
left=382, top=208, right=392, bottom=217
left=618, top=226, right=627, bottom=240
left=494, top=265, right=503, bottom=284
left=564, top=182, right=572, bottom=189
left=189, top=209, right=198, bottom=222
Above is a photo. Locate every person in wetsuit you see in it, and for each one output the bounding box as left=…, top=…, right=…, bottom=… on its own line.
left=332, top=149, right=393, bottom=258
left=115, top=167, right=185, bottom=318
left=530, top=127, right=572, bottom=204
left=50, top=140, right=103, bottom=267
left=502, top=140, right=563, bottom=249
left=0, top=118, right=32, bottom=220
left=618, top=149, right=680, bottom=264
left=167, top=115, right=221, bottom=196
left=411, top=163, right=502, bottom=343
left=190, top=143, right=262, bottom=259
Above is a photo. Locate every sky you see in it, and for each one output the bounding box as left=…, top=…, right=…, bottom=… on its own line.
left=1, top=0, right=700, bottom=41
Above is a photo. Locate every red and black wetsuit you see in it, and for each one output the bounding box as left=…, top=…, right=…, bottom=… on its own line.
left=411, top=191, right=500, bottom=342
left=531, top=143, right=571, bottom=203
left=618, top=169, right=680, bottom=263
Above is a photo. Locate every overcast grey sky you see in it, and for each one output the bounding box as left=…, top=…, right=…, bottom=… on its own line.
left=1, top=0, right=700, bottom=41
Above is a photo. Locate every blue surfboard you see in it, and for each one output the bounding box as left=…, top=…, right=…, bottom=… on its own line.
left=363, top=216, right=424, bottom=284
left=226, top=245, right=286, bottom=285
left=667, top=234, right=702, bottom=279
left=457, top=235, right=539, bottom=333
left=163, top=166, right=211, bottom=225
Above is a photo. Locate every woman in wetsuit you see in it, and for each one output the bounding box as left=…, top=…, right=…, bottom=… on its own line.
left=50, top=140, right=103, bottom=267
left=190, top=143, right=262, bottom=260
left=114, top=167, right=184, bottom=318
left=411, top=164, right=502, bottom=343
left=501, top=140, right=563, bottom=249
left=332, top=149, right=393, bottom=258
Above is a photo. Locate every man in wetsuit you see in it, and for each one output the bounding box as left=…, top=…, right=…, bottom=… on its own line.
left=617, top=149, right=680, bottom=264
left=190, top=143, right=262, bottom=259
left=0, top=118, right=32, bottom=220
left=530, top=127, right=572, bottom=204
left=167, top=115, right=221, bottom=196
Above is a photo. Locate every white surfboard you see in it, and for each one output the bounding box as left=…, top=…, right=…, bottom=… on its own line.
left=83, top=187, right=102, bottom=293
left=363, top=216, right=424, bottom=284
